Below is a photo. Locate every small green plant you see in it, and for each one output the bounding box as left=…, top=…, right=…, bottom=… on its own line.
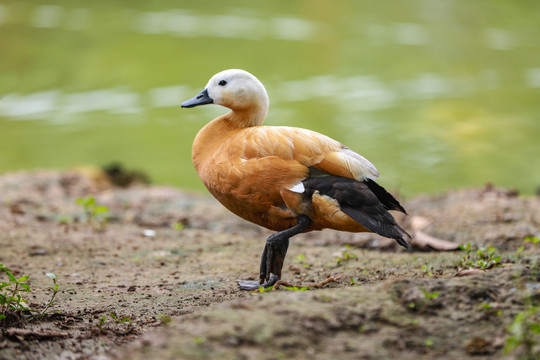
left=1, top=268, right=72, bottom=325
left=475, top=246, right=502, bottom=270
left=193, top=336, right=206, bottom=344
left=405, top=287, right=441, bottom=313
left=420, top=287, right=440, bottom=300
left=458, top=243, right=502, bottom=270
left=293, top=254, right=310, bottom=268
left=349, top=277, right=359, bottom=285
left=39, top=273, right=60, bottom=315
left=504, top=304, right=540, bottom=359
left=421, top=265, right=434, bottom=277
left=96, top=312, right=134, bottom=332
left=109, top=312, right=132, bottom=325
left=173, top=222, right=184, bottom=230
left=57, top=216, right=72, bottom=225
left=158, top=314, right=172, bottom=325
left=478, top=302, right=502, bottom=317
left=97, top=315, right=107, bottom=331
left=31, top=272, right=74, bottom=319
left=524, top=236, right=539, bottom=248
left=0, top=264, right=30, bottom=322
left=458, top=242, right=474, bottom=267
left=75, top=196, right=109, bottom=230
left=514, top=236, right=539, bottom=261
left=335, top=245, right=358, bottom=266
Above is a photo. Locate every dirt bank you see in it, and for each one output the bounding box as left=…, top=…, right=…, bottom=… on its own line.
left=0, top=170, right=539, bottom=359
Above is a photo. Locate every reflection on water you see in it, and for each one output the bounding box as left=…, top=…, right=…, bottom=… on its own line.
left=1, top=1, right=540, bottom=195
left=137, top=11, right=317, bottom=41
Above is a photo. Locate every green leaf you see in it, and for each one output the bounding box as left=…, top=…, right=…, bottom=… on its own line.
left=294, top=254, right=305, bottom=262
left=6, top=272, right=16, bottom=282
left=503, top=337, right=519, bottom=354
left=17, top=275, right=29, bottom=282
left=19, top=283, right=30, bottom=292
left=93, top=206, right=109, bottom=214
left=524, top=236, right=539, bottom=244
left=76, top=196, right=95, bottom=207
left=258, top=286, right=273, bottom=293
left=281, top=286, right=309, bottom=291
left=173, top=222, right=184, bottom=230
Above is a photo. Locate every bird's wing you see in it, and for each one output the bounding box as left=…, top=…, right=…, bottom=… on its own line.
left=238, top=126, right=379, bottom=181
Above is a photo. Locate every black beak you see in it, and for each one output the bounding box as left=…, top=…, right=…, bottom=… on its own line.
left=181, top=89, right=213, bottom=108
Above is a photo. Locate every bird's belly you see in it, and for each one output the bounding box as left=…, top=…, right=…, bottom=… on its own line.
left=207, top=186, right=298, bottom=231
left=196, top=155, right=308, bottom=232
left=206, top=182, right=370, bottom=234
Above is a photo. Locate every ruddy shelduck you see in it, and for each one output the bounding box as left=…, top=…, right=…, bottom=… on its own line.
left=182, top=69, right=410, bottom=291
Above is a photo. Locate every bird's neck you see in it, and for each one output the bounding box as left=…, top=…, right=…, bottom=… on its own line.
left=228, top=97, right=268, bottom=128
left=192, top=101, right=267, bottom=170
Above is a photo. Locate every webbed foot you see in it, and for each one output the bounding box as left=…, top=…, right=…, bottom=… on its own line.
left=237, top=274, right=280, bottom=291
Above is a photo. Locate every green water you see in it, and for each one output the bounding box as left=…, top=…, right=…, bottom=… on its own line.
left=1, top=1, right=539, bottom=196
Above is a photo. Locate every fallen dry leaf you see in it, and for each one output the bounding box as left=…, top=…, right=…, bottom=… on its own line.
left=455, top=269, right=487, bottom=277
left=411, top=230, right=460, bottom=251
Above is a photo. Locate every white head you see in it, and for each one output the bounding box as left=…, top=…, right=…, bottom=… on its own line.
left=182, top=69, right=269, bottom=126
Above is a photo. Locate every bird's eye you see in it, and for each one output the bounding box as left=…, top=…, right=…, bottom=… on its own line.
left=218, top=80, right=227, bottom=86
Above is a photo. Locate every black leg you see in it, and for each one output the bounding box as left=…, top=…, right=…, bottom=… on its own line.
left=237, top=215, right=311, bottom=291
left=260, top=235, right=289, bottom=281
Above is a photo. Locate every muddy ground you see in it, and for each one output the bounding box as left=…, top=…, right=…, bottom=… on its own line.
left=0, top=170, right=539, bottom=360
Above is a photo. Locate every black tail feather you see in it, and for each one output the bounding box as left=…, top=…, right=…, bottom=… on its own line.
left=365, top=179, right=407, bottom=214
left=303, top=176, right=411, bottom=249
left=341, top=207, right=411, bottom=250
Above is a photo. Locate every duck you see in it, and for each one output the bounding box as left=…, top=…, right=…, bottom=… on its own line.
left=181, top=69, right=410, bottom=291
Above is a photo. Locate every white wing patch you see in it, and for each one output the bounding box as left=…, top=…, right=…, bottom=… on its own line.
left=339, top=148, right=380, bottom=180
left=289, top=182, right=305, bottom=193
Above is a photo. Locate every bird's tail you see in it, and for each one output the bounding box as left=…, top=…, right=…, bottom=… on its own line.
left=303, top=175, right=411, bottom=250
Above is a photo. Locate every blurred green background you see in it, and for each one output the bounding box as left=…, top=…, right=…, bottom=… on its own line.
left=1, top=0, right=539, bottom=196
